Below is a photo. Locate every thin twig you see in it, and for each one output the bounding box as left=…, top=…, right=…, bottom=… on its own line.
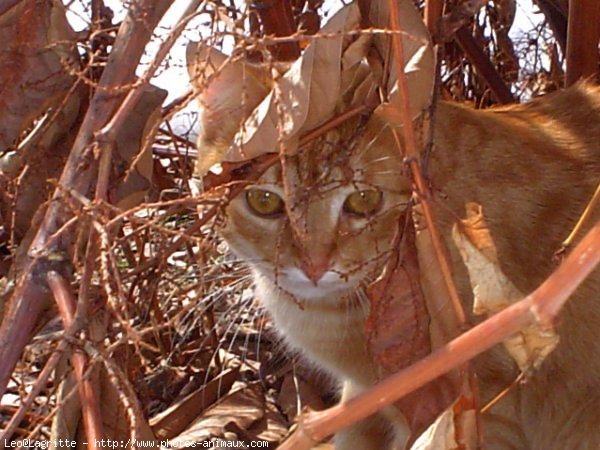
left=126, top=102, right=372, bottom=279
left=560, top=182, right=600, bottom=252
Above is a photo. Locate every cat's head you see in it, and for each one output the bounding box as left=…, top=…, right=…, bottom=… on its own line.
left=188, top=46, right=411, bottom=303
left=223, top=123, right=409, bottom=302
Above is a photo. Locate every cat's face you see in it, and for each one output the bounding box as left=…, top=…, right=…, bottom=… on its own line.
left=220, top=118, right=411, bottom=303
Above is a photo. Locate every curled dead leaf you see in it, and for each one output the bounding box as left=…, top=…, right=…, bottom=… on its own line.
left=110, top=84, right=167, bottom=209
left=186, top=44, right=274, bottom=175
left=150, top=366, right=240, bottom=440
left=167, top=382, right=285, bottom=448
left=410, top=406, right=457, bottom=450
left=366, top=202, right=478, bottom=447
left=451, top=203, right=559, bottom=372
left=366, top=214, right=430, bottom=371
left=410, top=395, right=477, bottom=450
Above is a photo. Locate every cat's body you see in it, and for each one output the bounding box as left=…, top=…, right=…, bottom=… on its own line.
left=190, top=43, right=600, bottom=447
left=424, top=86, right=600, bottom=449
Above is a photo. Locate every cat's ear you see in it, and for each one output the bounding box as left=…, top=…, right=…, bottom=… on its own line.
left=186, top=42, right=272, bottom=177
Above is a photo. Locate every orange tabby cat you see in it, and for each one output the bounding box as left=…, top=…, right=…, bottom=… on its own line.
left=189, top=49, right=600, bottom=450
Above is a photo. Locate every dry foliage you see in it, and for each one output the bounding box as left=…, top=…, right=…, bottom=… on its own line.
left=0, top=1, right=598, bottom=449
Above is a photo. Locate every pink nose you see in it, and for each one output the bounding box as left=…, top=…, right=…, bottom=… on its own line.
left=299, top=256, right=330, bottom=285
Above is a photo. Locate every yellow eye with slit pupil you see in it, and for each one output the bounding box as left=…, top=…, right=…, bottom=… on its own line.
left=245, top=189, right=285, bottom=217
left=343, top=189, right=382, bottom=217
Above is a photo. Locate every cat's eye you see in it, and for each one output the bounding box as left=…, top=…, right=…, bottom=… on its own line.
left=245, top=188, right=285, bottom=217
left=343, top=189, right=382, bottom=217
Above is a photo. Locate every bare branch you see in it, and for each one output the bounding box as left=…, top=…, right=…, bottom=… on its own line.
left=47, top=271, right=104, bottom=450
left=0, top=0, right=172, bottom=398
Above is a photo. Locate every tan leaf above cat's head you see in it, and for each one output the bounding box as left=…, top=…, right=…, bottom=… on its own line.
left=186, top=42, right=274, bottom=176
left=187, top=0, right=435, bottom=180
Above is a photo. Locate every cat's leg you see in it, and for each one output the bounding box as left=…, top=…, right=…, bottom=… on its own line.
left=333, top=380, right=405, bottom=450
left=333, top=414, right=394, bottom=450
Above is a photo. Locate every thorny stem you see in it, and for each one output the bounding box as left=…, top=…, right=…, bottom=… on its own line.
left=386, top=0, right=467, bottom=327
left=74, top=142, right=114, bottom=326
left=280, top=221, right=600, bottom=449
left=90, top=347, right=148, bottom=449
left=387, top=1, right=482, bottom=443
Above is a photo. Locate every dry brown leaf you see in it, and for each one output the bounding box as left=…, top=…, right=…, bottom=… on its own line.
left=50, top=371, right=82, bottom=449
left=367, top=0, right=435, bottom=123
left=110, top=84, right=167, bottom=209
left=150, top=366, right=240, bottom=440
left=410, top=406, right=457, bottom=450
left=412, top=203, right=471, bottom=448
left=366, top=215, right=430, bottom=370
left=0, top=0, right=78, bottom=150
left=0, top=93, right=83, bottom=243
left=248, top=398, right=289, bottom=445
left=452, top=395, right=478, bottom=450
left=186, top=0, right=434, bottom=168
left=451, top=203, right=559, bottom=371
left=413, top=204, right=463, bottom=349
left=75, top=364, right=157, bottom=450
left=410, top=395, right=477, bottom=450
left=0, top=0, right=80, bottom=242
left=225, top=3, right=362, bottom=160
left=366, top=202, right=478, bottom=446
left=169, top=382, right=267, bottom=446
left=186, top=44, right=274, bottom=175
